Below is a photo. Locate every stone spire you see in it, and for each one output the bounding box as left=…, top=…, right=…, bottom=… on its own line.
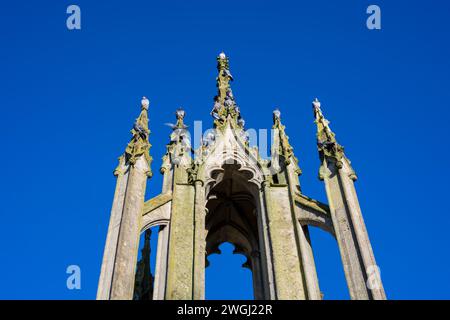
left=98, top=96, right=153, bottom=300
left=211, top=52, right=242, bottom=128
left=312, top=98, right=385, bottom=299
left=160, top=107, right=191, bottom=174
left=272, top=108, right=301, bottom=174
left=312, top=98, right=347, bottom=171
left=124, top=96, right=153, bottom=176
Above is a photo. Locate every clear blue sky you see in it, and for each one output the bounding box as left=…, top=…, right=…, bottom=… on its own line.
left=1, top=0, right=450, bottom=299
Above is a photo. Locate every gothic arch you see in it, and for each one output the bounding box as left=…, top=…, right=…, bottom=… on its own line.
left=139, top=204, right=171, bottom=300
left=196, top=121, right=266, bottom=188
left=204, top=162, right=267, bottom=299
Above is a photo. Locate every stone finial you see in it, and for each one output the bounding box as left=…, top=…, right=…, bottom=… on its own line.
left=141, top=96, right=150, bottom=110
left=124, top=97, right=153, bottom=175
left=312, top=98, right=321, bottom=109
left=273, top=108, right=281, bottom=119
left=272, top=108, right=282, bottom=128
left=175, top=107, right=185, bottom=121
left=165, top=108, right=187, bottom=130
left=174, top=107, right=187, bottom=129
left=218, top=52, right=227, bottom=59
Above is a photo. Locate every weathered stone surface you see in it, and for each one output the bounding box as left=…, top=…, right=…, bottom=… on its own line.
left=192, top=181, right=206, bottom=300
left=264, top=185, right=306, bottom=300
left=143, top=193, right=172, bottom=215
left=286, top=161, right=321, bottom=300
left=141, top=199, right=171, bottom=231
left=323, top=159, right=386, bottom=300
left=153, top=224, right=169, bottom=300
left=165, top=181, right=195, bottom=299
left=110, top=157, right=149, bottom=300
left=97, top=164, right=129, bottom=300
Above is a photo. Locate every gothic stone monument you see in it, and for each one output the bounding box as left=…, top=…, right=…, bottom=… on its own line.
left=97, top=53, right=386, bottom=300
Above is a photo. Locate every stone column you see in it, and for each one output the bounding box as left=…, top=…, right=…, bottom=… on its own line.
left=97, top=158, right=129, bottom=300
left=250, top=250, right=265, bottom=300
left=322, top=158, right=386, bottom=300
left=192, top=180, right=206, bottom=300
left=297, top=222, right=322, bottom=299
left=256, top=187, right=276, bottom=300
left=165, top=167, right=196, bottom=299
left=262, top=181, right=307, bottom=300
left=312, top=98, right=385, bottom=300
left=153, top=224, right=169, bottom=300
left=97, top=97, right=152, bottom=300
left=109, top=156, right=149, bottom=299
left=286, top=162, right=322, bottom=300
left=97, top=155, right=149, bottom=300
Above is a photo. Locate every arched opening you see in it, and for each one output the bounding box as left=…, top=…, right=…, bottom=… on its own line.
left=205, top=242, right=253, bottom=299
left=204, top=163, right=266, bottom=299
left=308, top=226, right=349, bottom=300
left=133, top=225, right=160, bottom=300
